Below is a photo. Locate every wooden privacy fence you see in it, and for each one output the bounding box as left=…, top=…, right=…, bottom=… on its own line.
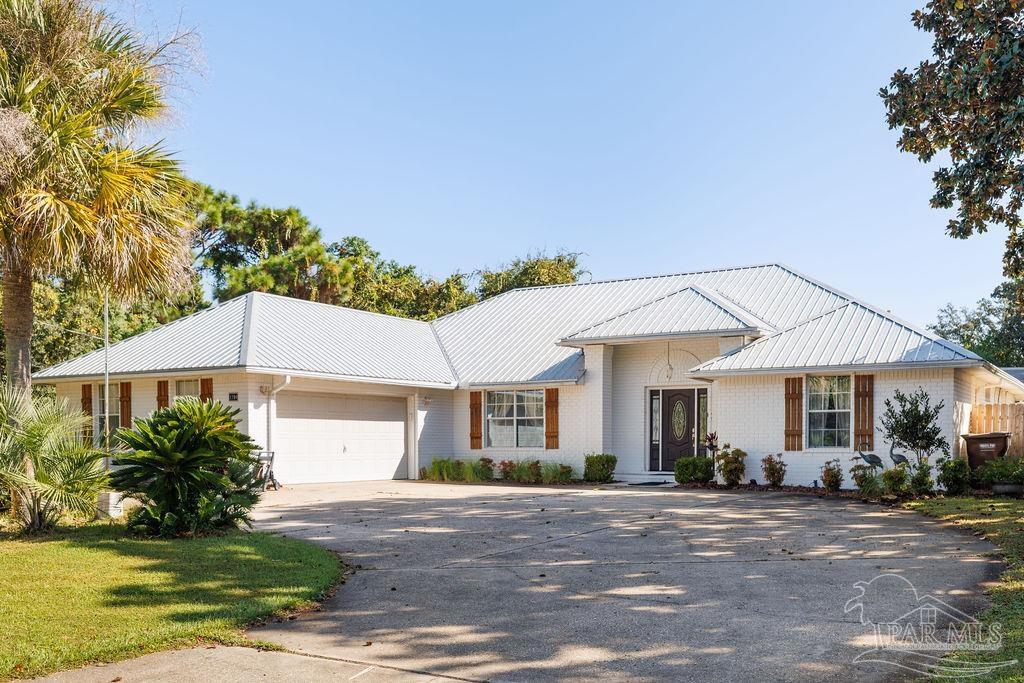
left=969, top=403, right=1024, bottom=457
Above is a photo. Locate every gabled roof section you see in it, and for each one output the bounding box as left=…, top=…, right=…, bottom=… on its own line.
left=560, top=286, right=772, bottom=345
left=431, top=263, right=848, bottom=384
left=34, top=292, right=457, bottom=387
left=690, top=301, right=982, bottom=375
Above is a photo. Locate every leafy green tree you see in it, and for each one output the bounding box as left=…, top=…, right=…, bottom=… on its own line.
left=331, top=236, right=475, bottom=320
left=477, top=251, right=585, bottom=299
left=0, top=0, right=195, bottom=392
left=881, top=1, right=1024, bottom=279
left=931, top=280, right=1024, bottom=365
left=193, top=189, right=352, bottom=303
left=879, top=388, right=950, bottom=464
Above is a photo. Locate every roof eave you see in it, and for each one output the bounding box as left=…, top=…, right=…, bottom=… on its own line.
left=463, top=375, right=584, bottom=389
left=558, top=327, right=762, bottom=348
left=688, top=359, right=985, bottom=378
left=32, top=364, right=246, bottom=384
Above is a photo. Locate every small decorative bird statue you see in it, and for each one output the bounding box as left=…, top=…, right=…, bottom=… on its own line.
left=855, top=450, right=885, bottom=469
left=888, top=444, right=910, bottom=467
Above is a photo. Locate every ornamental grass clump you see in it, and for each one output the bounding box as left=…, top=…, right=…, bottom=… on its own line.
left=111, top=399, right=262, bottom=537
left=850, top=462, right=883, bottom=498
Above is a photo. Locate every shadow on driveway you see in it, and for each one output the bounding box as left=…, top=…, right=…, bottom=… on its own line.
left=251, top=482, right=1001, bottom=682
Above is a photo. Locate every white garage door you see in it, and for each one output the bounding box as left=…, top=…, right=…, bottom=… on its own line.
left=274, top=391, right=408, bottom=483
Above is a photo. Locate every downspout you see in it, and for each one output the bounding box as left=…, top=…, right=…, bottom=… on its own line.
left=263, top=375, right=291, bottom=454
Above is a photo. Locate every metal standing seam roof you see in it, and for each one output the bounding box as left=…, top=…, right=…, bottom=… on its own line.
left=37, top=262, right=985, bottom=388
left=689, top=301, right=982, bottom=375
left=559, top=285, right=772, bottom=345
left=34, top=292, right=458, bottom=387
left=431, top=263, right=849, bottom=385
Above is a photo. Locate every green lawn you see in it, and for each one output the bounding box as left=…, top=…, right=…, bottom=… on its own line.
left=909, top=497, right=1024, bottom=680
left=0, top=523, right=341, bottom=680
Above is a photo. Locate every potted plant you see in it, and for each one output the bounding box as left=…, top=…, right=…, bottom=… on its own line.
left=977, top=457, right=1024, bottom=495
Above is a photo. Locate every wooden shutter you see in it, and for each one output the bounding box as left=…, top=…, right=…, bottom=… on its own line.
left=157, top=380, right=169, bottom=409
left=469, top=391, right=482, bottom=450
left=200, top=377, right=213, bottom=402
left=544, top=388, right=559, bottom=449
left=784, top=377, right=803, bottom=452
left=81, top=384, right=93, bottom=441
left=119, top=381, right=132, bottom=426
left=854, top=374, right=874, bottom=451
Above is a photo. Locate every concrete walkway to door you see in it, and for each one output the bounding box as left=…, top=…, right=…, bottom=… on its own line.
left=245, top=481, right=1001, bottom=682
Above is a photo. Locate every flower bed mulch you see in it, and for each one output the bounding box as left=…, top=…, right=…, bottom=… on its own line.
left=673, top=481, right=1009, bottom=506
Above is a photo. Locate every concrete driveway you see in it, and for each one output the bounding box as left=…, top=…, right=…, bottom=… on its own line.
left=245, top=482, right=1001, bottom=682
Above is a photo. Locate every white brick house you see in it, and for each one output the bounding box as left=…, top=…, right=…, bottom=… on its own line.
left=35, top=263, right=1024, bottom=486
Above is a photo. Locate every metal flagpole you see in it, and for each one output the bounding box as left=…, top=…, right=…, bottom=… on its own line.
left=103, top=291, right=110, bottom=453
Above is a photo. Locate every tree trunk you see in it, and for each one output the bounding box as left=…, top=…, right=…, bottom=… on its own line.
left=3, top=259, right=34, bottom=527
left=2, top=259, right=33, bottom=392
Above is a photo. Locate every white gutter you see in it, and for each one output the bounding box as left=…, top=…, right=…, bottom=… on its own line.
left=263, top=375, right=291, bottom=453
left=688, top=359, right=986, bottom=378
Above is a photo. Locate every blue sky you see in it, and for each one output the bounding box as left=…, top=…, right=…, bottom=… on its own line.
left=127, top=1, right=1005, bottom=326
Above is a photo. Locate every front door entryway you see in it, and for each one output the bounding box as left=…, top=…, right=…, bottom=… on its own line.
left=649, top=387, right=708, bottom=472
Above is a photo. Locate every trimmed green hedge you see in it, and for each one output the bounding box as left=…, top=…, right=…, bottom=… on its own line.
left=674, top=456, right=714, bottom=484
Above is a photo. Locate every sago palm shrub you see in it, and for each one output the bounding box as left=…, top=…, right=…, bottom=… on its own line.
left=0, top=383, right=107, bottom=531
left=111, top=398, right=263, bottom=536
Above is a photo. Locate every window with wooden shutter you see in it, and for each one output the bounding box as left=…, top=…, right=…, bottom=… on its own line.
left=469, top=391, right=482, bottom=449
left=119, top=381, right=132, bottom=426
left=854, top=374, right=874, bottom=451
left=157, top=380, right=169, bottom=409
left=784, top=377, right=803, bottom=451
left=200, top=377, right=213, bottom=402
left=81, top=384, right=93, bottom=441
left=544, top=388, right=559, bottom=449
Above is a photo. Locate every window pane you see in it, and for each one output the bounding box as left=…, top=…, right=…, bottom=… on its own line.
left=486, top=418, right=515, bottom=447
left=517, top=390, right=544, bottom=418
left=176, top=379, right=200, bottom=398
left=517, top=418, right=544, bottom=448
left=651, top=393, right=660, bottom=445
left=486, top=391, right=515, bottom=418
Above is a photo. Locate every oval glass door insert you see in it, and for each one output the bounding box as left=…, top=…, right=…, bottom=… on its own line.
left=671, top=399, right=687, bottom=440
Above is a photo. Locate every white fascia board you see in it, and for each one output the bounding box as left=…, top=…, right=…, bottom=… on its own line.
left=33, top=365, right=247, bottom=384
left=241, top=366, right=457, bottom=390
left=558, top=328, right=763, bottom=348
left=688, top=359, right=985, bottom=378
left=464, top=376, right=584, bottom=390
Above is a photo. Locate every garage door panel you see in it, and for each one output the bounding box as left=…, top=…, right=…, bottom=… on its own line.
left=274, top=391, right=408, bottom=484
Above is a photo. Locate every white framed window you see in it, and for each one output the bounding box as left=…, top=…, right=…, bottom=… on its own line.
left=485, top=389, right=544, bottom=448
left=175, top=379, right=200, bottom=401
left=95, top=382, right=120, bottom=445
left=806, top=375, right=851, bottom=448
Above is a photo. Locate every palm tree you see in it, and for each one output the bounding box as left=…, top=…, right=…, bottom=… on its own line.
left=0, top=383, right=108, bottom=531
left=0, top=0, right=194, bottom=391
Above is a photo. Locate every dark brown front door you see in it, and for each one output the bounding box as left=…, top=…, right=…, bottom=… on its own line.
left=661, top=389, right=695, bottom=471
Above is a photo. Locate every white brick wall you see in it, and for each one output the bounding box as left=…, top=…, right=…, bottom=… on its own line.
left=712, top=368, right=957, bottom=486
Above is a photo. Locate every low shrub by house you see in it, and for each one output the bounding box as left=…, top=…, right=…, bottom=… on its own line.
left=425, top=458, right=466, bottom=481
left=715, top=445, right=746, bottom=487
left=760, top=453, right=786, bottom=487
left=850, top=463, right=883, bottom=498
left=541, top=462, right=574, bottom=484
left=937, top=456, right=971, bottom=495
left=674, top=456, right=714, bottom=484
left=583, top=454, right=617, bottom=483
left=821, top=459, right=843, bottom=492
left=909, top=461, right=933, bottom=496
left=881, top=463, right=909, bottom=495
